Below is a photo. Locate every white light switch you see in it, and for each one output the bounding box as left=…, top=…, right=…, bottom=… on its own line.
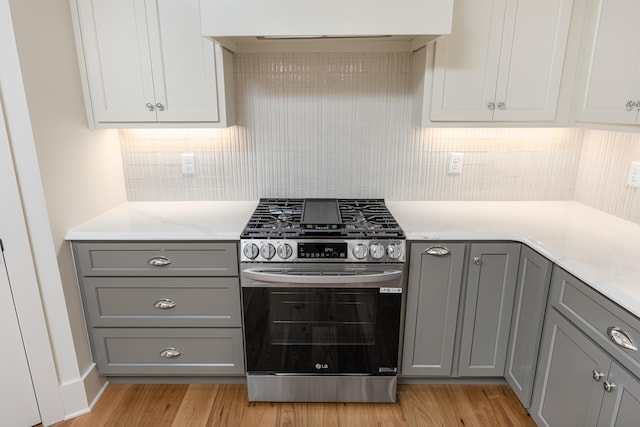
left=448, top=152, right=463, bottom=175
left=182, top=153, right=195, bottom=175
left=627, top=161, right=640, bottom=187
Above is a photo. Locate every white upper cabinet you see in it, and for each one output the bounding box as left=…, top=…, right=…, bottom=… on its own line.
left=424, top=0, right=573, bottom=123
left=575, top=0, right=640, bottom=126
left=72, top=0, right=235, bottom=128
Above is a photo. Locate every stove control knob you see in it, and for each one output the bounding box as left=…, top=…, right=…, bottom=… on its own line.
left=386, top=243, right=403, bottom=260
left=260, top=243, right=276, bottom=260
left=277, top=243, right=293, bottom=260
left=369, top=242, right=385, bottom=259
left=243, top=243, right=259, bottom=260
left=352, top=243, right=369, bottom=260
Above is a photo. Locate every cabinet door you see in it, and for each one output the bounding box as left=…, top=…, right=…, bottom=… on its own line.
left=531, top=309, right=609, bottom=427
left=431, top=0, right=572, bottom=122
left=598, top=363, right=640, bottom=427
left=430, top=0, right=505, bottom=121
left=505, top=246, right=552, bottom=408
left=493, top=0, right=573, bottom=121
left=402, top=243, right=465, bottom=376
left=458, top=243, right=520, bottom=376
left=76, top=0, right=157, bottom=123
left=147, top=0, right=221, bottom=122
left=576, top=0, right=640, bottom=125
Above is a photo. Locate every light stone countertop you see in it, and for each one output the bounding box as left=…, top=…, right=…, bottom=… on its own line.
left=65, top=201, right=258, bottom=241
left=386, top=200, right=640, bottom=318
left=66, top=200, right=640, bottom=318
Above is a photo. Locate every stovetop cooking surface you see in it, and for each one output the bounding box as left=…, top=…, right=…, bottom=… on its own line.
left=241, top=198, right=404, bottom=239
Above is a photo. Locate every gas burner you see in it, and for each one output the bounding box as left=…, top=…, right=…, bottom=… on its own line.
left=241, top=198, right=404, bottom=239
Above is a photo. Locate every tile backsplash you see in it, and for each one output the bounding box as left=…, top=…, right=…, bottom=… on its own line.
left=575, top=129, right=640, bottom=223
left=119, top=51, right=640, bottom=225
left=120, top=51, right=586, bottom=202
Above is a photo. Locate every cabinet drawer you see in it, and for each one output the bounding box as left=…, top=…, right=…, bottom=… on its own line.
left=550, top=268, right=640, bottom=378
left=74, top=242, right=238, bottom=277
left=92, top=328, right=245, bottom=376
left=82, top=277, right=241, bottom=327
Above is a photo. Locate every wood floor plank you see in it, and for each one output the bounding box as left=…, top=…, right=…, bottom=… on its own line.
left=170, top=384, right=220, bottom=427
left=205, top=384, right=247, bottom=426
left=65, top=384, right=131, bottom=427
left=238, top=401, right=279, bottom=427
left=278, top=402, right=340, bottom=427
left=51, top=383, right=536, bottom=427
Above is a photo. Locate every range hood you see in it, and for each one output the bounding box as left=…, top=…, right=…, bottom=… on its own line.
left=200, top=0, right=454, bottom=52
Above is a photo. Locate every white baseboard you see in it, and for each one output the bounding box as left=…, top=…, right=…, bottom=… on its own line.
left=60, top=363, right=107, bottom=420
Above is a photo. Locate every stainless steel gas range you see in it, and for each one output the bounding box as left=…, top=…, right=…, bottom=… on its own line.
left=240, top=198, right=405, bottom=403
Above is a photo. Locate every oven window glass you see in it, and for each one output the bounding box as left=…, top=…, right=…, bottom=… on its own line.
left=269, top=290, right=375, bottom=346
left=242, top=286, right=401, bottom=375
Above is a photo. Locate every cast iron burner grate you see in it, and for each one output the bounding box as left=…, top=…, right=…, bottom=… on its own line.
left=241, top=198, right=404, bottom=239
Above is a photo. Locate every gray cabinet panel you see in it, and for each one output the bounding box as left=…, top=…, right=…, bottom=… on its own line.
left=75, top=242, right=238, bottom=276
left=72, top=240, right=244, bottom=377
left=598, top=362, right=640, bottom=427
left=83, top=277, right=241, bottom=327
left=458, top=243, right=520, bottom=376
left=531, top=309, right=610, bottom=427
left=505, top=246, right=552, bottom=408
left=93, top=328, right=245, bottom=375
left=550, top=268, right=640, bottom=379
left=402, top=242, right=465, bottom=376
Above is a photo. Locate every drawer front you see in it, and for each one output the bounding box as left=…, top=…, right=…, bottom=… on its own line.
left=82, top=277, right=241, bottom=327
left=92, top=328, right=245, bottom=376
left=550, top=268, right=640, bottom=378
left=74, top=242, right=238, bottom=277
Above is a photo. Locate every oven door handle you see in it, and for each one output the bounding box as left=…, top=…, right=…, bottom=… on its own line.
left=241, top=269, right=403, bottom=287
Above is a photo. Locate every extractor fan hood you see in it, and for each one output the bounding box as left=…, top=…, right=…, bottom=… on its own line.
left=200, top=0, right=454, bottom=52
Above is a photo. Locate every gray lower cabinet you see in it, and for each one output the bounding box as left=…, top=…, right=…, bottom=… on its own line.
left=531, top=309, right=612, bottom=427
left=458, top=243, right=521, bottom=376
left=402, top=241, right=521, bottom=378
left=598, top=362, right=640, bottom=426
left=92, top=328, right=244, bottom=375
left=72, top=241, right=245, bottom=377
left=505, top=246, right=552, bottom=407
left=531, top=267, right=640, bottom=426
left=401, top=242, right=466, bottom=376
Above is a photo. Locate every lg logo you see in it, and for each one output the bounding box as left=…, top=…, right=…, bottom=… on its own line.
left=314, top=363, right=329, bottom=370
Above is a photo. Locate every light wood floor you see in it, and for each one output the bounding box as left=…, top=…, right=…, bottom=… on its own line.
left=50, top=383, right=536, bottom=427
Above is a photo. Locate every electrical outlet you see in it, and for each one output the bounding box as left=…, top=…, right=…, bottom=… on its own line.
left=182, top=153, right=195, bottom=175
left=448, top=152, right=463, bottom=175
left=627, top=161, right=640, bottom=187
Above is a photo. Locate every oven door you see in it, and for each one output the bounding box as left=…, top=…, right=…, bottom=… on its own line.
left=241, top=265, right=403, bottom=376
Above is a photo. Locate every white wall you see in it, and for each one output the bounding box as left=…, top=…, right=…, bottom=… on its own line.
left=7, top=0, right=126, bottom=418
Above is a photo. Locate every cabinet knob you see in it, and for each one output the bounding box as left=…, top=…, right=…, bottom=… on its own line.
left=159, top=347, right=182, bottom=359
left=425, top=246, right=450, bottom=256
left=153, top=298, right=177, bottom=309
left=473, top=256, right=481, bottom=265
left=487, top=102, right=496, bottom=111
left=145, top=102, right=155, bottom=111
left=592, top=370, right=604, bottom=381
left=148, top=256, right=172, bottom=267
left=155, top=102, right=165, bottom=111
left=603, top=381, right=617, bottom=392
left=497, top=102, right=506, bottom=110
left=607, top=327, right=638, bottom=351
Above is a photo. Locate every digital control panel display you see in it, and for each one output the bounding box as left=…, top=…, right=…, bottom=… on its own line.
left=298, top=242, right=347, bottom=259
